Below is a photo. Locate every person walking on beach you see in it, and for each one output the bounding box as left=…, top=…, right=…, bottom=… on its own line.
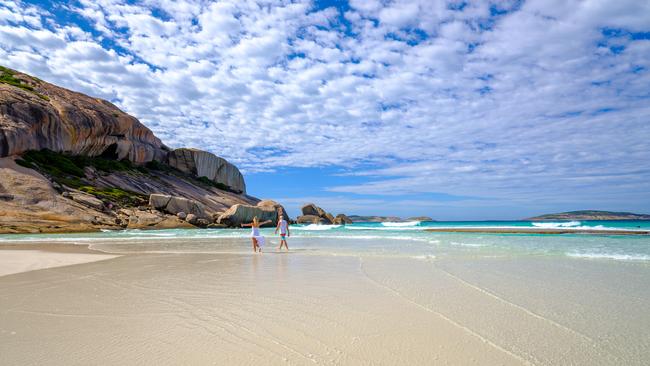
left=275, top=214, right=290, bottom=251
left=241, top=216, right=272, bottom=253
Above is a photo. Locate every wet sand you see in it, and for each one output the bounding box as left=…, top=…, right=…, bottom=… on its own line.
left=1, top=246, right=649, bottom=365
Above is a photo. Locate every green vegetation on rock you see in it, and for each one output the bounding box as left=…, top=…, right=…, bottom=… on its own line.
left=17, top=149, right=85, bottom=177
left=16, top=149, right=146, bottom=205
left=79, top=186, right=147, bottom=207
left=0, top=65, right=49, bottom=101
left=16, top=149, right=237, bottom=208
left=196, top=176, right=231, bottom=191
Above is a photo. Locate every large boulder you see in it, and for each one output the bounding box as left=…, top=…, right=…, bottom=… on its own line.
left=0, top=67, right=166, bottom=163
left=301, top=203, right=325, bottom=217
left=296, top=215, right=330, bottom=224
left=257, top=199, right=290, bottom=221
left=333, top=214, right=353, bottom=225
left=167, top=148, right=246, bottom=193
left=69, top=192, right=104, bottom=210
left=324, top=212, right=336, bottom=224
left=217, top=203, right=278, bottom=227
left=299, top=203, right=342, bottom=224
left=149, top=194, right=211, bottom=220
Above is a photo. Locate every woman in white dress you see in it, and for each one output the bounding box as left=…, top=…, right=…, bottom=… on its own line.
left=241, top=216, right=272, bottom=252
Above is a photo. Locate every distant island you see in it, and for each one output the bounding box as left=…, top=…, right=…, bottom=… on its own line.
left=348, top=215, right=434, bottom=223
left=527, top=210, right=650, bottom=221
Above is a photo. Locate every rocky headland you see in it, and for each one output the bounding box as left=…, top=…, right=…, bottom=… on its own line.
left=527, top=210, right=650, bottom=221
left=0, top=66, right=287, bottom=233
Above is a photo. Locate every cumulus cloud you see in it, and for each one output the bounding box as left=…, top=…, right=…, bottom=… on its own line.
left=1, top=0, right=649, bottom=216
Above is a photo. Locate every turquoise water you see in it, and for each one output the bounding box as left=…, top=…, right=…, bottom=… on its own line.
left=1, top=220, right=649, bottom=261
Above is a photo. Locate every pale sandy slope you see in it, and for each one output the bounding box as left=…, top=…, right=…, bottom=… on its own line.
left=0, top=249, right=119, bottom=277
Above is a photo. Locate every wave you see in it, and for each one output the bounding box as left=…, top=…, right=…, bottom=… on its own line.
left=566, top=252, right=650, bottom=261
left=411, top=254, right=436, bottom=261
left=532, top=221, right=581, bottom=228
left=293, top=224, right=341, bottom=231
left=450, top=241, right=486, bottom=248
left=381, top=221, right=420, bottom=227
left=301, top=234, right=433, bottom=243
left=346, top=226, right=425, bottom=231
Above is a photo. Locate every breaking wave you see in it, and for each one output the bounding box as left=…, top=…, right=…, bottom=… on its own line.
left=381, top=221, right=421, bottom=227
left=292, top=224, right=341, bottom=231
left=566, top=252, right=650, bottom=261
left=532, top=221, right=581, bottom=228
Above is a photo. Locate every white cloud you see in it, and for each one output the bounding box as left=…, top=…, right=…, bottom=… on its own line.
left=0, top=0, right=648, bottom=212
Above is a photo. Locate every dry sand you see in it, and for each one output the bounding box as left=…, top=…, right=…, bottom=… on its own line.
left=1, top=245, right=648, bottom=365
left=0, top=246, right=119, bottom=276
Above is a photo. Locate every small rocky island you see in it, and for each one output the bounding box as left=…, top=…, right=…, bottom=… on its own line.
left=527, top=210, right=650, bottom=221
left=0, top=66, right=287, bottom=233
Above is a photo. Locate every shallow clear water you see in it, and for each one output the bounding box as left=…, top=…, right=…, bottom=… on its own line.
left=1, top=220, right=649, bottom=262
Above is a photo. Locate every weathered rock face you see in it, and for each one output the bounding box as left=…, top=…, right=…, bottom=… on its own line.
left=333, top=214, right=353, bottom=225
left=149, top=194, right=211, bottom=221
left=167, top=148, right=246, bottom=193
left=301, top=203, right=325, bottom=217
left=296, top=215, right=329, bottom=224
left=116, top=207, right=193, bottom=230
left=297, top=203, right=351, bottom=225
left=69, top=192, right=104, bottom=210
left=298, top=203, right=333, bottom=224
left=217, top=201, right=287, bottom=228
left=257, top=199, right=290, bottom=221
left=0, top=68, right=167, bottom=163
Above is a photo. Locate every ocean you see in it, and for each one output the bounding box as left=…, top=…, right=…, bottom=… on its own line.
left=2, top=220, right=649, bottom=262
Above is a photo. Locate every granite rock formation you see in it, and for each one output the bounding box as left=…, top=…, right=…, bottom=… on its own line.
left=0, top=66, right=166, bottom=164
left=149, top=194, right=211, bottom=221
left=167, top=148, right=246, bottom=193
left=0, top=67, right=265, bottom=233
left=296, top=203, right=349, bottom=225
left=217, top=200, right=288, bottom=228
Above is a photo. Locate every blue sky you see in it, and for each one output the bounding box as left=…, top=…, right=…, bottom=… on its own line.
left=1, top=0, right=649, bottom=219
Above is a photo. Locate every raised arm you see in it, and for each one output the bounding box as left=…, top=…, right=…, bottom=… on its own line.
left=241, top=222, right=253, bottom=227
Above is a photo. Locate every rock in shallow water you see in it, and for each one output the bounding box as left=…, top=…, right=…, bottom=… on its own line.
left=217, top=201, right=286, bottom=227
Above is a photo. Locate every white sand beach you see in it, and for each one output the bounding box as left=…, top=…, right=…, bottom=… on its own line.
left=1, top=240, right=648, bottom=365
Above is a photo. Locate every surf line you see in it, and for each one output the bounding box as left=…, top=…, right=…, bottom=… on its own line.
left=356, top=257, right=537, bottom=366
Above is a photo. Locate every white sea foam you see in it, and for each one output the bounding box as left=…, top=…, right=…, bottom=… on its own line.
left=412, top=254, right=436, bottom=261
left=301, top=234, right=431, bottom=242
left=532, top=221, right=581, bottom=228
left=345, top=226, right=424, bottom=231
left=566, top=252, right=650, bottom=261
left=450, top=241, right=487, bottom=248
left=381, top=221, right=420, bottom=227
left=293, top=224, right=341, bottom=231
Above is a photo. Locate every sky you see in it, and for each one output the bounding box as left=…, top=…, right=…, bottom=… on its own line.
left=1, top=0, right=649, bottom=220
